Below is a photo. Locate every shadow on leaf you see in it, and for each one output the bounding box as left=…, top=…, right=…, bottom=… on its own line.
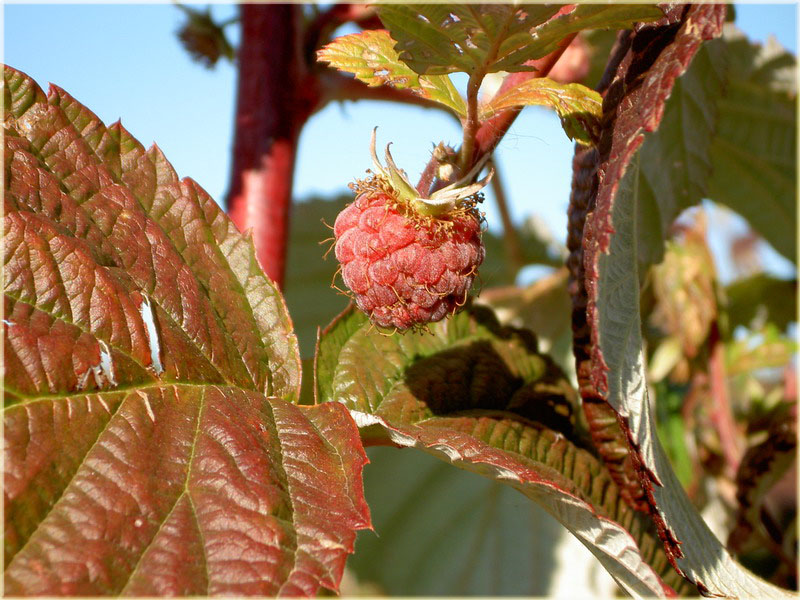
left=404, top=339, right=577, bottom=439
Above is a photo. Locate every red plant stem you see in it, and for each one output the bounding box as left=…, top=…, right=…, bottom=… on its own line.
left=227, top=5, right=316, bottom=289
left=708, top=321, right=742, bottom=476
left=415, top=32, right=580, bottom=192
left=304, top=3, right=380, bottom=57
left=472, top=32, right=579, bottom=163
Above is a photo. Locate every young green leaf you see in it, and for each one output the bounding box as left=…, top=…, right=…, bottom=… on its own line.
left=521, top=4, right=665, bottom=71
left=3, top=65, right=370, bottom=596
left=316, top=304, right=692, bottom=597
left=377, top=4, right=664, bottom=76
left=317, top=29, right=467, bottom=117
left=376, top=4, right=560, bottom=75
left=481, top=77, right=602, bottom=145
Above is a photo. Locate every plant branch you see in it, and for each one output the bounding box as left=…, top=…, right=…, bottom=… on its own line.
left=416, top=33, right=580, bottom=203
left=226, top=5, right=316, bottom=288
left=459, top=69, right=485, bottom=174
left=458, top=8, right=519, bottom=174
left=487, top=158, right=526, bottom=278
left=708, top=320, right=743, bottom=477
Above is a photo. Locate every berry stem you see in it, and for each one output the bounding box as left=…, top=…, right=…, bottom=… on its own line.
left=459, top=68, right=486, bottom=175
left=415, top=155, right=439, bottom=197
left=421, top=32, right=579, bottom=196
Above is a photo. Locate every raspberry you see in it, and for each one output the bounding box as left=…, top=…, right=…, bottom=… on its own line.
left=334, top=188, right=484, bottom=330
left=331, top=129, right=493, bottom=331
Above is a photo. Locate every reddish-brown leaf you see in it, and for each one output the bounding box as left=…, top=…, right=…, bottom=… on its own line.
left=567, top=4, right=792, bottom=596
left=568, top=1, right=723, bottom=528
left=3, top=65, right=369, bottom=596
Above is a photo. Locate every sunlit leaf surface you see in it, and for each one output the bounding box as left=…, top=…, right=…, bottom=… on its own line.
left=3, top=65, right=370, bottom=596
left=377, top=4, right=663, bottom=76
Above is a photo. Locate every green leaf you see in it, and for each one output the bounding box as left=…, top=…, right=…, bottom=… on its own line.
left=481, top=77, right=602, bottom=145
left=590, top=153, right=789, bottom=598
left=519, top=4, right=665, bottom=72
left=3, top=65, right=370, bottom=595
left=636, top=37, right=728, bottom=268
left=316, top=304, right=690, bottom=596
left=378, top=4, right=663, bottom=76
left=317, top=29, right=467, bottom=117
left=707, top=26, right=797, bottom=263
left=725, top=275, right=797, bottom=333
left=635, top=24, right=797, bottom=269
left=314, top=303, right=368, bottom=406
left=350, top=447, right=617, bottom=596
left=377, top=4, right=558, bottom=75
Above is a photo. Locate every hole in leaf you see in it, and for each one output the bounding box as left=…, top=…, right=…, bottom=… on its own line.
left=92, top=339, right=117, bottom=388
left=139, top=295, right=164, bottom=376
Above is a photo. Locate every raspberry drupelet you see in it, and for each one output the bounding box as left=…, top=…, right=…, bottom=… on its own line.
left=333, top=130, right=492, bottom=331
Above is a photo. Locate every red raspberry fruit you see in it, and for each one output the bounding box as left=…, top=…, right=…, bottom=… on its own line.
left=334, top=188, right=484, bottom=330
left=332, top=129, right=492, bottom=331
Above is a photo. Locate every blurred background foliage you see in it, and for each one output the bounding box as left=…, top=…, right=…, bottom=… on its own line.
left=261, top=12, right=797, bottom=595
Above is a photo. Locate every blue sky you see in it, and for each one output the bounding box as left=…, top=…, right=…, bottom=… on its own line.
left=4, top=3, right=797, bottom=284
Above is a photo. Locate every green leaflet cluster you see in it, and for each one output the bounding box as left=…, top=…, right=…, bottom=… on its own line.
left=316, top=4, right=666, bottom=147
